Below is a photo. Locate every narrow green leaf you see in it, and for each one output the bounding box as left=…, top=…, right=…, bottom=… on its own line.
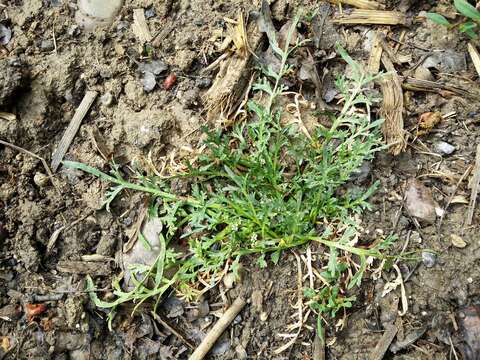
left=63, top=160, right=117, bottom=183
left=455, top=0, right=480, bottom=22
left=138, top=233, right=152, bottom=251
left=425, top=12, right=451, bottom=26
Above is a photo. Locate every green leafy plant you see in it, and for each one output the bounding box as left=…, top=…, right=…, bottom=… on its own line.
left=65, top=15, right=394, bottom=332
left=427, top=0, right=480, bottom=39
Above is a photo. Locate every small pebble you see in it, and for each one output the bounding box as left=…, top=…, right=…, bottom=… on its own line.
left=260, top=312, right=268, bottom=321
left=40, top=39, right=54, bottom=51
left=145, top=7, right=156, bottom=19
left=434, top=141, right=455, bottom=155
left=163, top=73, right=177, bottom=90
left=0, top=24, right=12, bottom=45
left=422, top=251, right=436, bottom=268
left=141, top=71, right=156, bottom=92
left=100, top=92, right=113, bottom=106
left=33, top=172, right=49, bottom=187
left=223, top=273, right=236, bottom=289
left=196, top=77, right=212, bottom=89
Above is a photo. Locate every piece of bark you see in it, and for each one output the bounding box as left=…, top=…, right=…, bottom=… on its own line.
left=51, top=90, right=97, bottom=171
left=333, top=10, right=407, bottom=25
left=132, top=8, right=153, bottom=43
left=367, top=30, right=385, bottom=75
left=402, top=77, right=480, bottom=100
left=370, top=323, right=398, bottom=360
left=328, top=0, right=384, bottom=10
left=380, top=53, right=405, bottom=155
left=57, top=261, right=110, bottom=276
left=204, top=15, right=263, bottom=124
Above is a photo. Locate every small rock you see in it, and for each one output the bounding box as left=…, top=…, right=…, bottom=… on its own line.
left=0, top=24, right=12, bottom=46
left=434, top=141, right=455, bottom=155
left=68, top=25, right=80, bottom=37
left=141, top=71, right=156, bottom=92
left=422, top=251, right=436, bottom=268
left=410, top=231, right=422, bottom=244
left=163, top=73, right=177, bottom=90
left=138, top=60, right=168, bottom=76
left=33, top=172, right=49, bottom=187
left=76, top=0, right=124, bottom=30
left=235, top=344, right=248, bottom=360
left=100, top=92, right=113, bottom=107
left=40, top=39, right=54, bottom=52
left=0, top=304, right=21, bottom=321
left=163, top=296, right=184, bottom=318
left=423, top=50, right=466, bottom=72
left=123, top=217, right=163, bottom=289
left=324, top=88, right=338, bottom=103
left=197, top=300, right=209, bottom=317
left=405, top=178, right=438, bottom=224
left=350, top=161, right=372, bottom=184
left=457, top=305, right=480, bottom=359
left=145, top=7, right=156, bottom=19
left=260, top=312, right=268, bottom=321
left=451, top=234, right=467, bottom=248
left=223, top=273, right=236, bottom=289
left=414, top=66, right=434, bottom=81
left=211, top=337, right=230, bottom=356
left=195, top=77, right=212, bottom=88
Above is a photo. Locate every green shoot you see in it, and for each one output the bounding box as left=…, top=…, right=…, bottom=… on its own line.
left=427, top=0, right=480, bottom=39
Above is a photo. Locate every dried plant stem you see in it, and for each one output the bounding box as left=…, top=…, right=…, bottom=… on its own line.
left=188, top=297, right=246, bottom=360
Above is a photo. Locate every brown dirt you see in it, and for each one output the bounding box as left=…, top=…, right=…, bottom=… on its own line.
left=1, top=0, right=480, bottom=359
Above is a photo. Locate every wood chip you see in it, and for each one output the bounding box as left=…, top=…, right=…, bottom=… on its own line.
left=333, top=10, right=407, bottom=25
left=56, top=261, right=110, bottom=276
left=367, top=30, right=385, bottom=75
left=402, top=77, right=480, bottom=100
left=51, top=90, right=97, bottom=172
left=370, top=323, right=398, bottom=360
left=380, top=53, right=405, bottom=155
left=466, top=144, right=480, bottom=226
left=468, top=42, right=480, bottom=79
left=204, top=17, right=263, bottom=124
left=132, top=8, right=153, bottom=43
left=328, top=0, right=384, bottom=10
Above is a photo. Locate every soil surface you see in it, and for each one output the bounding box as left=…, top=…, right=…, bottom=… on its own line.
left=1, top=0, right=480, bottom=359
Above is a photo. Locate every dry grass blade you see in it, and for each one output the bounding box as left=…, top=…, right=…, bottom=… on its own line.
left=328, top=0, right=384, bottom=10
left=380, top=54, right=405, bottom=155
left=274, top=252, right=306, bottom=354
left=333, top=10, right=407, bottom=25
left=367, top=30, right=384, bottom=75
left=227, top=12, right=249, bottom=58
left=468, top=42, right=480, bottom=79
left=51, top=90, right=97, bottom=172
left=466, top=144, right=480, bottom=226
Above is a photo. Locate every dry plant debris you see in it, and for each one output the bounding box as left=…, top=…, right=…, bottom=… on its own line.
left=379, top=53, right=405, bottom=155
left=66, top=14, right=394, bottom=345
left=328, top=0, right=384, bottom=10
left=333, top=10, right=407, bottom=25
